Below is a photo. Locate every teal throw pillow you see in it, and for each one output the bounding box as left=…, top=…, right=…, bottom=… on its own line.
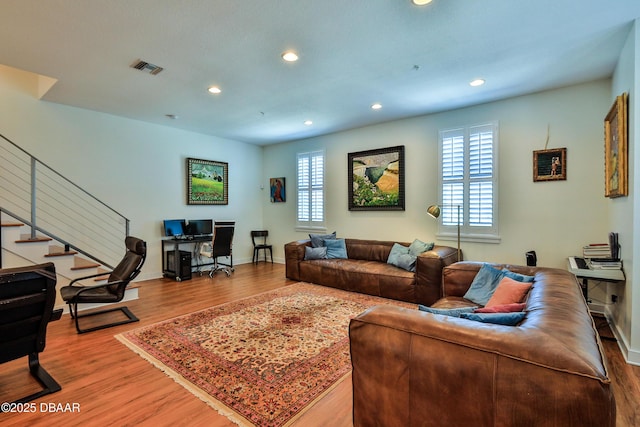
left=460, top=312, right=527, bottom=326
left=463, top=264, right=506, bottom=306
left=304, top=246, right=327, bottom=260
left=396, top=253, right=417, bottom=272
left=503, top=269, right=535, bottom=283
left=409, top=238, right=434, bottom=256
left=387, top=243, right=409, bottom=265
left=324, top=238, right=348, bottom=259
left=309, top=231, right=337, bottom=248
left=462, top=265, right=534, bottom=306
left=418, top=305, right=478, bottom=317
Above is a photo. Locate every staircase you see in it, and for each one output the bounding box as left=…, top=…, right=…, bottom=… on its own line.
left=1, top=219, right=139, bottom=311
left=0, top=133, right=136, bottom=312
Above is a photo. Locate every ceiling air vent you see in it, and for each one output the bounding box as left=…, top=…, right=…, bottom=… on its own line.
left=130, top=60, right=164, bottom=75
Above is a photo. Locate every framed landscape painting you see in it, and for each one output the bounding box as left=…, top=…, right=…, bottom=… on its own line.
left=187, top=158, right=228, bottom=205
left=348, top=145, right=405, bottom=211
left=604, top=92, right=628, bottom=198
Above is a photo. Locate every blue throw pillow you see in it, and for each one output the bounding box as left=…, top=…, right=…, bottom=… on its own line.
left=408, top=238, right=434, bottom=256
left=460, top=312, right=527, bottom=326
left=324, top=238, right=348, bottom=259
left=463, top=264, right=506, bottom=306
left=304, top=246, right=327, bottom=260
left=309, top=231, right=337, bottom=248
left=387, top=243, right=409, bottom=265
left=503, top=269, right=535, bottom=283
left=418, top=305, right=478, bottom=317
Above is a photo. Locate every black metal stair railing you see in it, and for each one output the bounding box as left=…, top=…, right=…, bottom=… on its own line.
left=0, top=132, right=129, bottom=269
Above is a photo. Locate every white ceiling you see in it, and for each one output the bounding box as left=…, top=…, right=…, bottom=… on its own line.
left=1, top=0, right=639, bottom=145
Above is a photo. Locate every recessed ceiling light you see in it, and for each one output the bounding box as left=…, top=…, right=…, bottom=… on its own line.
left=304, top=120, right=313, bottom=126
left=469, top=79, right=485, bottom=87
left=371, top=103, right=382, bottom=110
left=208, top=86, right=222, bottom=94
left=412, top=0, right=433, bottom=5
left=282, top=51, right=299, bottom=62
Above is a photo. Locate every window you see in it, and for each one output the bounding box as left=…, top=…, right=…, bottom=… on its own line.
left=296, top=150, right=325, bottom=230
left=437, top=122, right=499, bottom=242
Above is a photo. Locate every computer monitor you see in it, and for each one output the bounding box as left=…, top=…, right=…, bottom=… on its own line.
left=163, top=219, right=185, bottom=237
left=185, top=219, right=213, bottom=236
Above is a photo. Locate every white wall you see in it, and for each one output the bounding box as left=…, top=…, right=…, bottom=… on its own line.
left=264, top=80, right=613, bottom=272
left=610, top=20, right=639, bottom=364
left=0, top=65, right=264, bottom=280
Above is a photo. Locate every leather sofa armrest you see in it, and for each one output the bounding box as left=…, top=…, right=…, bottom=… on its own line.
left=414, top=245, right=459, bottom=306
left=284, top=239, right=311, bottom=280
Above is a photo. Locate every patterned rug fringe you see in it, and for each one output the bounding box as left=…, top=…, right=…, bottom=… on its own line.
left=116, top=333, right=254, bottom=427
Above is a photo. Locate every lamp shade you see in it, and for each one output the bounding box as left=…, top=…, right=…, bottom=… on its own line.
left=427, top=204, right=441, bottom=219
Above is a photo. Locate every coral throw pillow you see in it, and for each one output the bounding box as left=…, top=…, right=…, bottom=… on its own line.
left=485, top=277, right=532, bottom=308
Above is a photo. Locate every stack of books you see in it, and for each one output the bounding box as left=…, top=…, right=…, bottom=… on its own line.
left=582, top=243, right=622, bottom=270
left=589, top=259, right=623, bottom=270
left=582, top=243, right=612, bottom=259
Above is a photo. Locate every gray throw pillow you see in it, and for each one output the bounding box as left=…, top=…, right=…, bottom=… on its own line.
left=304, top=246, right=328, bottom=260
left=387, top=243, right=409, bottom=265
left=395, top=253, right=417, bottom=272
left=408, top=238, right=434, bottom=256
left=309, top=231, right=337, bottom=248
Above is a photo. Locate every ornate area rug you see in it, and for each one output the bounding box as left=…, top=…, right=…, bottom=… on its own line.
left=116, top=283, right=415, bottom=427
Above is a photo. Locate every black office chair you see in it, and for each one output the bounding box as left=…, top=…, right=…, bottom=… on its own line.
left=251, top=230, right=273, bottom=263
left=0, top=262, right=62, bottom=403
left=60, top=236, right=146, bottom=334
left=200, top=221, right=235, bottom=277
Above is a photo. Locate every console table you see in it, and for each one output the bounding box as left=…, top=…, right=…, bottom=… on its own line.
left=567, top=256, right=625, bottom=303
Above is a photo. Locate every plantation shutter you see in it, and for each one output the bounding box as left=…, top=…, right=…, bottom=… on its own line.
left=297, top=150, right=325, bottom=228
left=438, top=122, right=498, bottom=240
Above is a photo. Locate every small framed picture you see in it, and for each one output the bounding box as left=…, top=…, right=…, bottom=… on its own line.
left=533, top=148, right=566, bottom=182
left=604, top=93, right=628, bottom=198
left=270, top=177, right=286, bottom=202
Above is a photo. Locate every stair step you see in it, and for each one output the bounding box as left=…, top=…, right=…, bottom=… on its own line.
left=71, top=257, right=100, bottom=270
left=1, top=221, right=24, bottom=227
left=44, top=245, right=78, bottom=257
left=15, top=234, right=53, bottom=243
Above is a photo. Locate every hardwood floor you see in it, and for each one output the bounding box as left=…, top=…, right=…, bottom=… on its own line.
left=0, top=262, right=638, bottom=426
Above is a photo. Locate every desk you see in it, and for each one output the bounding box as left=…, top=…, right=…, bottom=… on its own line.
left=162, top=236, right=212, bottom=281
left=567, top=256, right=625, bottom=302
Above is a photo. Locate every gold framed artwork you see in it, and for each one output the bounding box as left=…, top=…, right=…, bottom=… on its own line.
left=533, top=148, right=566, bottom=182
left=186, top=158, right=228, bottom=205
left=604, top=92, right=628, bottom=198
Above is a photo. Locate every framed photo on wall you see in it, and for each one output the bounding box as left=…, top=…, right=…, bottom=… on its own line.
left=270, top=177, right=286, bottom=202
left=348, top=145, right=405, bottom=211
left=187, top=158, right=228, bottom=205
left=604, top=92, right=628, bottom=198
left=533, top=148, right=566, bottom=182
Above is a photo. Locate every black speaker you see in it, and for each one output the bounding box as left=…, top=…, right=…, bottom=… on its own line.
left=167, top=250, right=192, bottom=281
left=526, top=251, right=537, bottom=267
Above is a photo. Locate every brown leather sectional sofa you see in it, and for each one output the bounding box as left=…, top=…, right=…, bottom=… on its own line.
left=349, top=261, right=616, bottom=427
left=284, top=238, right=458, bottom=306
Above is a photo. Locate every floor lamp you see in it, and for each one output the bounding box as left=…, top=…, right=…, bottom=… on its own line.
left=427, top=204, right=461, bottom=262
